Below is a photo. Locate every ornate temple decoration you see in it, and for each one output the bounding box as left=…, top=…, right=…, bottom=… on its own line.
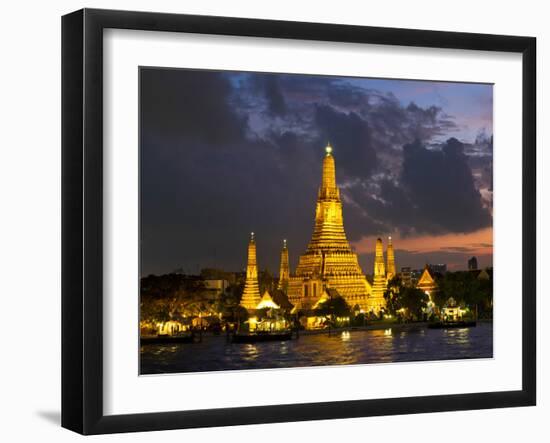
left=386, top=236, right=396, bottom=281
left=417, top=265, right=437, bottom=302
left=277, top=239, right=290, bottom=293
left=287, top=144, right=373, bottom=311
left=257, top=291, right=280, bottom=310
left=370, top=237, right=387, bottom=312
left=256, top=289, right=293, bottom=312
left=240, top=232, right=261, bottom=311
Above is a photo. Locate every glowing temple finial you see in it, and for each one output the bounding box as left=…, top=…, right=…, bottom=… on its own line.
left=325, top=142, right=333, bottom=155
left=250, top=231, right=255, bottom=241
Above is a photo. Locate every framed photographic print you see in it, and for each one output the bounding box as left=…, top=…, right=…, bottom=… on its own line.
left=62, top=8, right=536, bottom=435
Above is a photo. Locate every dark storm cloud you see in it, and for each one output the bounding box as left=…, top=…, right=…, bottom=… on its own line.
left=140, top=68, right=247, bottom=145
left=401, top=138, right=492, bottom=233
left=466, top=132, right=493, bottom=211
left=314, top=104, right=378, bottom=177
left=140, top=70, right=321, bottom=275
left=253, top=75, right=287, bottom=116
left=342, top=138, right=492, bottom=240
left=140, top=68, right=492, bottom=275
left=325, top=83, right=457, bottom=151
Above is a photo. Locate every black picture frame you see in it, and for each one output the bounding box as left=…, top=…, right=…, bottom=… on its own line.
left=62, top=8, right=536, bottom=435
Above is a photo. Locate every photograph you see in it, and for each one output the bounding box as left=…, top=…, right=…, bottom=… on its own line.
left=139, top=68, right=494, bottom=375
left=0, top=0, right=543, bottom=439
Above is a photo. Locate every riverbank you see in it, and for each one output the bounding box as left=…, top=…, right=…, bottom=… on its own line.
left=141, top=319, right=492, bottom=341
left=300, top=318, right=492, bottom=336
left=297, top=321, right=426, bottom=336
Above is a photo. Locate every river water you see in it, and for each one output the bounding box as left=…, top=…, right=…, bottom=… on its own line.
left=140, top=322, right=493, bottom=374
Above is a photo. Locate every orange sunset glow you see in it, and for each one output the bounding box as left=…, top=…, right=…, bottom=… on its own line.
left=352, top=227, right=493, bottom=270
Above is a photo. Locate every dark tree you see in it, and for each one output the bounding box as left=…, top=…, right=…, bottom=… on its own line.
left=399, top=287, right=429, bottom=321
left=314, top=295, right=351, bottom=327
left=384, top=275, right=403, bottom=316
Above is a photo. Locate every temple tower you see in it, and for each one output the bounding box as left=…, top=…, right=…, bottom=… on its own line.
left=386, top=236, right=396, bottom=281
left=370, top=238, right=387, bottom=312
left=277, top=239, right=290, bottom=293
left=240, top=232, right=261, bottom=311
left=288, top=143, right=371, bottom=311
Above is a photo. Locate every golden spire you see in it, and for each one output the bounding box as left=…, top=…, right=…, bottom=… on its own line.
left=374, top=238, right=385, bottom=277
left=240, top=232, right=261, bottom=310
left=386, top=236, right=396, bottom=280
left=370, top=237, right=387, bottom=308
left=321, top=143, right=337, bottom=198
left=288, top=143, right=374, bottom=312
left=278, top=239, right=290, bottom=293
left=306, top=143, right=347, bottom=250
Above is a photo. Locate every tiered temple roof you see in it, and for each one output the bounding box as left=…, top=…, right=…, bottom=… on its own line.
left=417, top=265, right=437, bottom=302
left=240, top=232, right=261, bottom=310
left=287, top=144, right=373, bottom=311
left=386, top=236, right=396, bottom=281
left=370, top=238, right=387, bottom=312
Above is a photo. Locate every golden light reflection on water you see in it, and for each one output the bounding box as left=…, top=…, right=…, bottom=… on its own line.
left=140, top=323, right=492, bottom=374
left=444, top=328, right=470, bottom=345
left=243, top=344, right=259, bottom=362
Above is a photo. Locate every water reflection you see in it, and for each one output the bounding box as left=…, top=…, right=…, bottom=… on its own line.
left=140, top=323, right=493, bottom=374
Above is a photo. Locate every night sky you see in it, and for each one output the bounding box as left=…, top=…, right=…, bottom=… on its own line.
left=140, top=68, right=493, bottom=277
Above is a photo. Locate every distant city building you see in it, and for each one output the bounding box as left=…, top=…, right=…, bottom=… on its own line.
left=400, top=267, right=413, bottom=287
left=200, top=268, right=238, bottom=284
left=203, top=279, right=229, bottom=293
left=468, top=256, right=478, bottom=271
left=428, top=263, right=447, bottom=275
left=203, top=279, right=229, bottom=300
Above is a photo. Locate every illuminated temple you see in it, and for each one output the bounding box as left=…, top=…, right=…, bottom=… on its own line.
left=386, top=236, right=396, bottom=280
left=287, top=144, right=374, bottom=311
left=240, top=232, right=261, bottom=310
left=240, top=144, right=399, bottom=316
left=370, top=238, right=387, bottom=312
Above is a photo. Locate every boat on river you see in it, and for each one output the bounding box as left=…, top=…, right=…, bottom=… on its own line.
left=428, top=320, right=477, bottom=329
left=140, top=332, right=195, bottom=344
left=231, top=331, right=293, bottom=343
